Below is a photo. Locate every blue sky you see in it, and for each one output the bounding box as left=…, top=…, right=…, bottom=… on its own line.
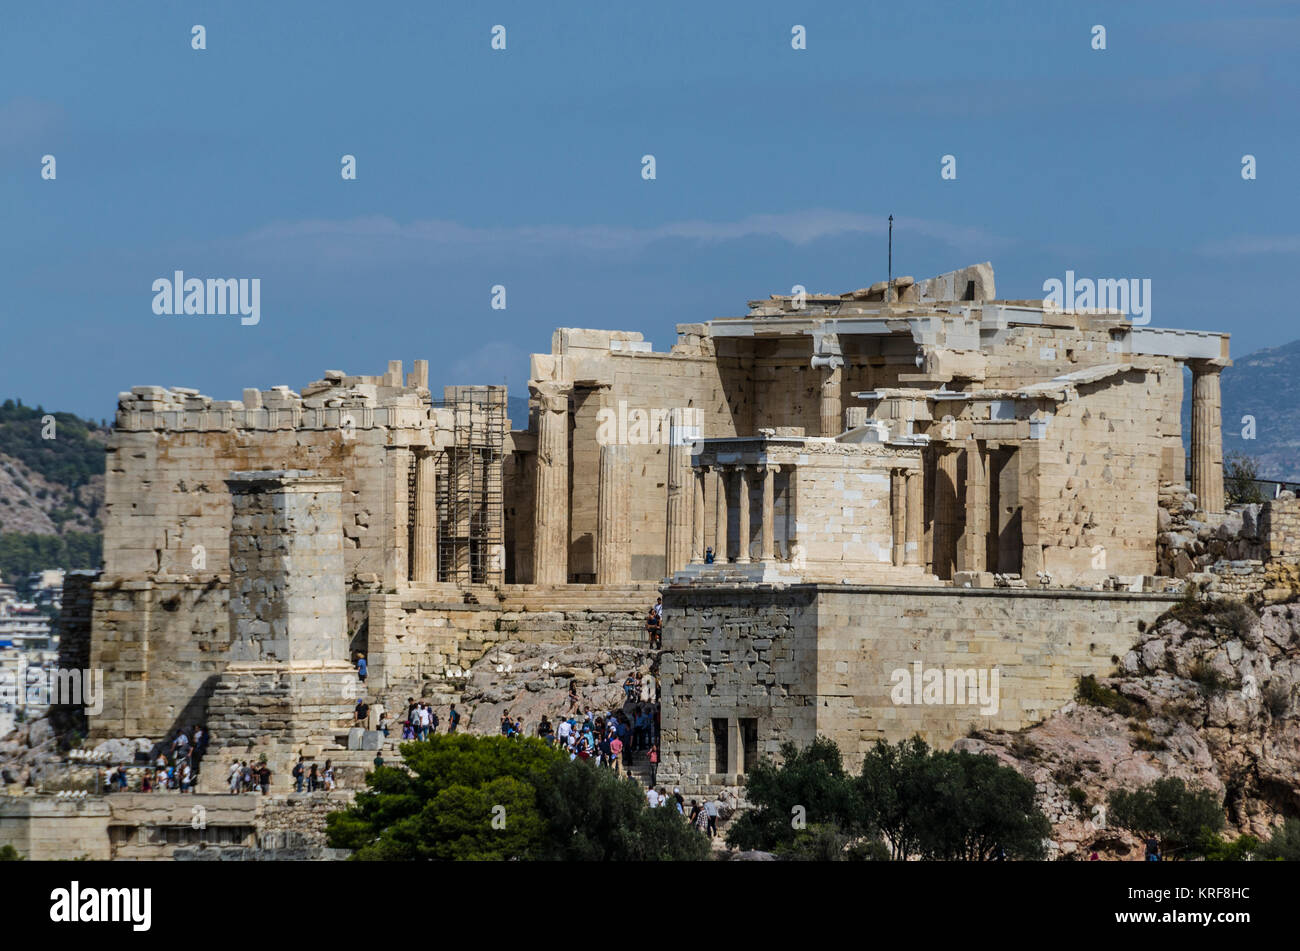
left=3, top=0, right=1298, bottom=420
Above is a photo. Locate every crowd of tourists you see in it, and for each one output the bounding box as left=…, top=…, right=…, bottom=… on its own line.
left=101, top=724, right=211, bottom=793
left=647, top=785, right=729, bottom=839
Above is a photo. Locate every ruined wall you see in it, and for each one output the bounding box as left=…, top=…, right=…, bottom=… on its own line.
left=787, top=443, right=921, bottom=574
left=532, top=337, right=741, bottom=582
left=104, top=427, right=390, bottom=582
left=984, top=325, right=1185, bottom=485
left=1263, top=496, right=1300, bottom=561
left=1024, top=370, right=1163, bottom=582
left=0, top=792, right=353, bottom=860
left=659, top=583, right=1180, bottom=798
left=89, top=579, right=229, bottom=738
left=752, top=335, right=921, bottom=436
left=365, top=586, right=655, bottom=708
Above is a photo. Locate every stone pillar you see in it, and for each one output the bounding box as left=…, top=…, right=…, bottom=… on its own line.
left=691, top=467, right=706, bottom=564
left=736, top=466, right=752, bottom=564
left=891, top=468, right=907, bottom=566
left=382, top=446, right=411, bottom=588
left=411, top=450, right=438, bottom=583
left=204, top=471, right=356, bottom=791
left=960, top=442, right=988, bottom=572
left=531, top=382, right=570, bottom=584
left=596, top=444, right=631, bottom=583
left=905, top=468, right=923, bottom=566
left=933, top=448, right=960, bottom=580
left=713, top=466, right=729, bottom=562
left=760, top=464, right=776, bottom=562
left=665, top=408, right=694, bottom=575
left=819, top=364, right=843, bottom=436
left=1190, top=359, right=1227, bottom=516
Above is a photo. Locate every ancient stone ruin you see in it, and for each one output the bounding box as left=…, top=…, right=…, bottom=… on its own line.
left=10, top=261, right=1298, bottom=858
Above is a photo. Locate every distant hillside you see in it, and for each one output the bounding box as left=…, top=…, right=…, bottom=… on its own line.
left=1207, top=340, right=1300, bottom=482
left=0, top=400, right=106, bottom=535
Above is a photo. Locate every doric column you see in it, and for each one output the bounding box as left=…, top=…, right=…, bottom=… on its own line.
left=411, top=449, right=438, bottom=583
left=891, top=468, right=907, bottom=566
left=904, top=468, right=923, bottom=566
left=713, top=465, right=729, bottom=562
left=531, top=382, right=570, bottom=585
left=736, top=466, right=752, bottom=564
left=760, top=464, right=776, bottom=562
left=691, top=467, right=706, bottom=563
left=960, top=442, right=988, bottom=572
left=382, top=446, right=411, bottom=588
left=596, top=444, right=631, bottom=583
left=665, top=408, right=694, bottom=575
left=1190, top=359, right=1227, bottom=516
left=933, top=447, right=960, bottom=580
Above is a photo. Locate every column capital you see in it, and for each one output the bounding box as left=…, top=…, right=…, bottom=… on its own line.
left=529, top=380, right=572, bottom=412
left=1188, top=357, right=1230, bottom=373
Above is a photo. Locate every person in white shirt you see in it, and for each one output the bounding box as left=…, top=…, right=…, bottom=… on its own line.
left=646, top=787, right=660, bottom=808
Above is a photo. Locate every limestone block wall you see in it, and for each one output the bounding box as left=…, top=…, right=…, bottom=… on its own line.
left=788, top=444, right=920, bottom=573
left=984, top=326, right=1185, bottom=485
left=657, top=586, right=819, bottom=795
left=1263, top=497, right=1300, bottom=560
left=659, top=583, right=1179, bottom=798
left=202, top=472, right=356, bottom=786
left=0, top=797, right=113, bottom=860
left=1026, top=371, right=1163, bottom=582
left=53, top=570, right=97, bottom=673
left=532, top=342, right=743, bottom=582
left=89, top=579, right=229, bottom=738
left=365, top=588, right=653, bottom=708
left=0, top=792, right=352, bottom=860
left=104, top=427, right=390, bottom=582
left=752, top=335, right=921, bottom=435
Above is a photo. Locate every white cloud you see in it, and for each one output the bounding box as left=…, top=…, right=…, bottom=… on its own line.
left=236, top=209, right=1011, bottom=257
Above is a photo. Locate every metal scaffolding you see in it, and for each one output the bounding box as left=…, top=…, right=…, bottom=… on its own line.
left=432, top=385, right=506, bottom=586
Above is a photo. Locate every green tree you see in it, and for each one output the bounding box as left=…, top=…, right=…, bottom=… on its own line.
left=725, top=736, right=862, bottom=855
left=857, top=736, right=933, bottom=860
left=326, top=733, right=709, bottom=861
left=533, top=753, right=708, bottom=861
left=1224, top=452, right=1265, bottom=505
left=0, top=844, right=24, bottom=861
left=858, top=737, right=1049, bottom=861
left=1107, top=777, right=1225, bottom=860
left=911, top=749, right=1050, bottom=860
left=1256, top=818, right=1300, bottom=861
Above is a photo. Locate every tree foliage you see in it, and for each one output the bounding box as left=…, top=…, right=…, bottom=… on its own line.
left=726, top=734, right=1050, bottom=861
left=1256, top=818, right=1300, bottom=861
left=0, top=531, right=102, bottom=581
left=1107, top=777, right=1225, bottom=859
left=725, top=736, right=861, bottom=854
left=325, top=733, right=710, bottom=861
left=1224, top=452, right=1265, bottom=505
left=0, top=400, right=106, bottom=492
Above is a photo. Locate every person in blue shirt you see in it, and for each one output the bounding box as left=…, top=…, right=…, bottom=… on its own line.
left=356, top=652, right=367, bottom=682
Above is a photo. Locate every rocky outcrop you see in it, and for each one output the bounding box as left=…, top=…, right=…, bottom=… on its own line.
left=958, top=595, right=1300, bottom=859
left=0, top=720, right=154, bottom=791
left=447, top=640, right=659, bottom=735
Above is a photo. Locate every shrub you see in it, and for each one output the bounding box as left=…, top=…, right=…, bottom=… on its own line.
left=1107, top=778, right=1225, bottom=859
left=1189, top=658, right=1230, bottom=694
left=1256, top=818, right=1300, bottom=861
left=1263, top=682, right=1291, bottom=718
left=1077, top=675, right=1138, bottom=717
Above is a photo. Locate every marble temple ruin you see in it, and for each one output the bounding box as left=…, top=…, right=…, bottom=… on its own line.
left=49, top=261, right=1273, bottom=806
